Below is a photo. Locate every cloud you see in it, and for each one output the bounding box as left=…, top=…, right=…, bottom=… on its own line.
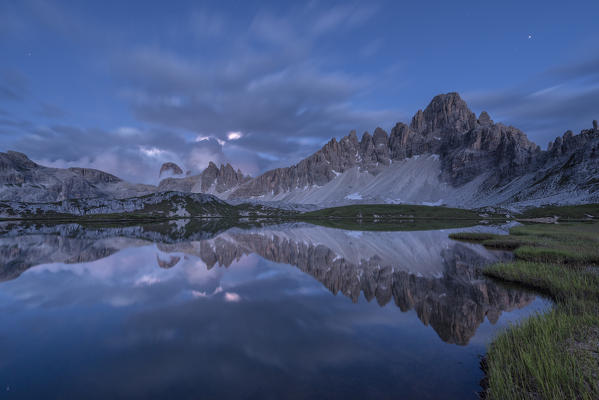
left=0, top=86, right=23, bottom=102
left=310, top=4, right=378, bottom=35
left=0, top=69, right=28, bottom=102
left=115, top=41, right=396, bottom=170
left=227, top=131, right=242, bottom=141
left=224, top=292, right=241, bottom=302
left=36, top=102, right=66, bottom=118
left=5, top=122, right=228, bottom=184
left=464, top=54, right=599, bottom=147
left=0, top=2, right=397, bottom=181
left=547, top=54, right=599, bottom=84
left=135, top=274, right=162, bottom=287
left=100, top=3, right=394, bottom=172
left=189, top=9, right=225, bottom=38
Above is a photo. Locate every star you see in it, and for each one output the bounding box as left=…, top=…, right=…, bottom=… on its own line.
left=528, top=34, right=532, bottom=39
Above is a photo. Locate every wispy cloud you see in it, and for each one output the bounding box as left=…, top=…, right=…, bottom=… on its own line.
left=464, top=54, right=599, bottom=146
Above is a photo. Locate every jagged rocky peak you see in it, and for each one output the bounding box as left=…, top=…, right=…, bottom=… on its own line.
left=228, top=91, right=548, bottom=200
left=525, top=121, right=599, bottom=204
left=157, top=160, right=250, bottom=195
left=216, top=163, right=248, bottom=191
left=206, top=161, right=219, bottom=172
left=198, top=160, right=250, bottom=193
left=159, top=162, right=184, bottom=178
left=201, top=161, right=219, bottom=191
left=411, top=92, right=477, bottom=135
left=478, top=111, right=493, bottom=126
left=547, top=121, right=599, bottom=157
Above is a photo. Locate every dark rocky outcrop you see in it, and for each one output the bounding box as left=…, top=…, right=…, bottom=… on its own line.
left=159, top=162, right=184, bottom=178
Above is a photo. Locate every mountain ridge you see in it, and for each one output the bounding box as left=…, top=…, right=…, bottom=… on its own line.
left=225, top=92, right=596, bottom=207
left=1, top=92, right=597, bottom=208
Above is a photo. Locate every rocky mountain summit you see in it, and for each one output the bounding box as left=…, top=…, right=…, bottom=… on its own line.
left=158, top=161, right=250, bottom=195
left=226, top=92, right=597, bottom=208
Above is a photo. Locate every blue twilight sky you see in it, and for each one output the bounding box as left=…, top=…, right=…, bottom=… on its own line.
left=1, top=0, right=598, bottom=183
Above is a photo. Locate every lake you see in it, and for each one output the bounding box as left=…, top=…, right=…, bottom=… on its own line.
left=0, top=221, right=549, bottom=399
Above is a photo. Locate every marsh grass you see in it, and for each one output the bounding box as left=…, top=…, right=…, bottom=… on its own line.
left=520, top=204, right=599, bottom=220
left=486, top=261, right=599, bottom=303
left=302, top=204, right=497, bottom=220
left=484, top=306, right=599, bottom=400
left=451, top=223, right=599, bottom=264
left=469, top=222, right=599, bottom=400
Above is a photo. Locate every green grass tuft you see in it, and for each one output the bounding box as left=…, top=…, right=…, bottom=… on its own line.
left=479, top=222, right=599, bottom=399
left=485, top=261, right=599, bottom=302
left=485, top=307, right=599, bottom=400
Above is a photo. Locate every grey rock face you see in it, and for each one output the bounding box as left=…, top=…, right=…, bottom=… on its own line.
left=514, top=122, right=599, bottom=202
left=0, top=151, right=156, bottom=202
left=411, top=92, right=477, bottom=135
left=478, top=111, right=493, bottom=126
left=229, top=92, right=542, bottom=199
left=158, top=162, right=250, bottom=195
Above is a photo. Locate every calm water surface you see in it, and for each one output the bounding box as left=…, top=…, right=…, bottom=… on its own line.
left=0, top=221, right=549, bottom=399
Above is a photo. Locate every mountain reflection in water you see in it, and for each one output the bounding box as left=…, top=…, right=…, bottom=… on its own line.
left=0, top=221, right=548, bottom=399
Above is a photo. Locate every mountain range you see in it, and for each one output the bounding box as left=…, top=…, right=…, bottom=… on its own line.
left=1, top=92, right=597, bottom=209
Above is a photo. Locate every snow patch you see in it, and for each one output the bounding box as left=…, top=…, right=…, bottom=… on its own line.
left=422, top=199, right=444, bottom=206
left=345, top=192, right=363, bottom=200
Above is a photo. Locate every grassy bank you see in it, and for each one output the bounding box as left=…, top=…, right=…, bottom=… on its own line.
left=519, top=203, right=599, bottom=221
left=303, top=203, right=503, bottom=220
left=451, top=223, right=599, bottom=399
left=305, top=217, right=481, bottom=231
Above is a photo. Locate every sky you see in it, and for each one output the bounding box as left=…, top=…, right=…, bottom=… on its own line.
left=1, top=0, right=598, bottom=184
